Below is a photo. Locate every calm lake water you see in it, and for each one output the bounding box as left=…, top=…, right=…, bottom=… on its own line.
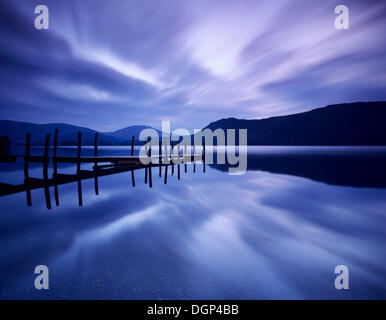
left=0, top=146, right=385, bottom=299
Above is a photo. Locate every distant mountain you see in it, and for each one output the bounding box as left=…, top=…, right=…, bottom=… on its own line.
left=106, top=125, right=162, bottom=140
left=0, top=120, right=160, bottom=146
left=203, top=101, right=386, bottom=145
left=1, top=101, right=385, bottom=146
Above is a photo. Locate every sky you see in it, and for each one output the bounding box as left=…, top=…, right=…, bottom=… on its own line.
left=0, top=0, right=385, bottom=132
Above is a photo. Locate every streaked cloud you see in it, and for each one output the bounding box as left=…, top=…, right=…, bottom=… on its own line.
left=0, top=0, right=385, bottom=131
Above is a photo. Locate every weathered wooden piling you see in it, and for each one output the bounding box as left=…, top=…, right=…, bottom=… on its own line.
left=159, top=140, right=162, bottom=178
left=145, top=139, right=148, bottom=184
left=177, top=144, right=181, bottom=180
left=148, top=137, right=152, bottom=188
left=131, top=136, right=135, bottom=156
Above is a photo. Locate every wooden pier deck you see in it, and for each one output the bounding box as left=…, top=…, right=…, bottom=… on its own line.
left=0, top=129, right=206, bottom=208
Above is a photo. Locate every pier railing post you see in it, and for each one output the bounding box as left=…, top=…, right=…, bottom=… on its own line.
left=159, top=139, right=162, bottom=177
left=131, top=136, right=135, bottom=156
left=177, top=144, right=181, bottom=180
left=149, top=137, right=152, bottom=188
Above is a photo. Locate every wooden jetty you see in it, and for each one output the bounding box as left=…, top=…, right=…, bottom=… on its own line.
left=0, top=130, right=206, bottom=209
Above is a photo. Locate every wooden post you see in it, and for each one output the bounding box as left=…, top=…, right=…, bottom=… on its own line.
left=77, top=131, right=82, bottom=174
left=131, top=136, right=135, bottom=156
left=144, top=140, right=148, bottom=184
left=159, top=140, right=162, bottom=178
left=53, top=129, right=58, bottom=177
left=24, top=133, right=31, bottom=182
left=149, top=137, right=152, bottom=188
left=177, top=144, right=181, bottom=180
left=43, top=134, right=50, bottom=181
left=163, top=137, right=168, bottom=166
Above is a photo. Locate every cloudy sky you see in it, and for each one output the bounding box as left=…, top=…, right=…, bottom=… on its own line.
left=0, top=0, right=385, bottom=131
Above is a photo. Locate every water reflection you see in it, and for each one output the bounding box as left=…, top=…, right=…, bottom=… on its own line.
left=0, top=147, right=385, bottom=299
left=212, top=146, right=386, bottom=188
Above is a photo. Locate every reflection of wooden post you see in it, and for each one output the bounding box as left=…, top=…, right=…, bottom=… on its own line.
left=193, top=144, right=196, bottom=173
left=184, top=141, right=188, bottom=173
left=177, top=144, right=181, bottom=180
left=44, top=184, right=51, bottom=210
left=43, top=134, right=50, bottom=181
left=131, top=136, right=135, bottom=187
left=53, top=129, right=58, bottom=177
left=159, top=140, right=162, bottom=178
left=24, top=133, right=31, bottom=181
left=203, top=138, right=206, bottom=173
left=54, top=185, right=59, bottom=206
left=94, top=133, right=99, bottom=195
left=77, top=131, right=82, bottom=174
left=77, top=179, right=83, bottom=207
left=131, top=169, right=135, bottom=187
left=164, top=164, right=168, bottom=184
